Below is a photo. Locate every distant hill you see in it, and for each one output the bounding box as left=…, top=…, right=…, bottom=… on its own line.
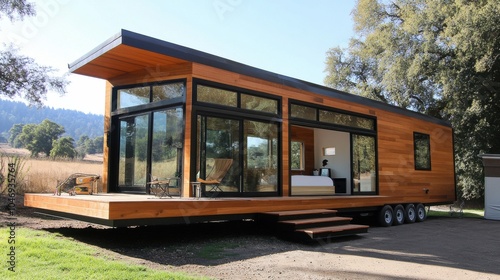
left=0, top=99, right=104, bottom=141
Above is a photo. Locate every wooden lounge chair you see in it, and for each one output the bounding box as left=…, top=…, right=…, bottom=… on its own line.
left=197, top=158, right=233, bottom=195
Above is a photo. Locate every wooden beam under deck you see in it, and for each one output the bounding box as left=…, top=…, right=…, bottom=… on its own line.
left=24, top=193, right=453, bottom=227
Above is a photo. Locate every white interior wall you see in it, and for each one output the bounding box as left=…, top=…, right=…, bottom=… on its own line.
left=314, top=129, right=351, bottom=193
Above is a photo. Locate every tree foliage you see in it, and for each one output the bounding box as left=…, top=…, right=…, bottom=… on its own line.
left=0, top=0, right=68, bottom=106
left=0, top=0, right=35, bottom=21
left=8, top=123, right=24, bottom=148
left=75, top=135, right=103, bottom=159
left=18, top=119, right=65, bottom=157
left=0, top=99, right=104, bottom=141
left=324, top=0, right=500, bottom=199
left=50, top=136, right=76, bottom=159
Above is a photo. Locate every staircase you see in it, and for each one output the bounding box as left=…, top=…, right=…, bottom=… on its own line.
left=259, top=209, right=369, bottom=242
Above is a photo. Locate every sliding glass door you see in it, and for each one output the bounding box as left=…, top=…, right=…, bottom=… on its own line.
left=117, top=108, right=183, bottom=192
left=243, top=120, right=278, bottom=193
left=197, top=115, right=279, bottom=196
left=119, top=115, right=149, bottom=188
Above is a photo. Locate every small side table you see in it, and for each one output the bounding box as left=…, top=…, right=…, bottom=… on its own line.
left=191, top=182, right=201, bottom=198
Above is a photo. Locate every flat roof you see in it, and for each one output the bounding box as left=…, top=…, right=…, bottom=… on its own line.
left=69, top=29, right=451, bottom=127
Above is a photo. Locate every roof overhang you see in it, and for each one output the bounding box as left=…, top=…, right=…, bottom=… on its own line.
left=68, top=30, right=191, bottom=80
left=68, top=29, right=452, bottom=128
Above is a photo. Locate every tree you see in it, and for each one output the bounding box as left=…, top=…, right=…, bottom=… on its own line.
left=0, top=0, right=67, bottom=106
left=93, top=136, right=104, bottom=154
left=8, top=123, right=24, bottom=148
left=18, top=119, right=64, bottom=157
left=74, top=135, right=104, bottom=159
left=324, top=0, right=500, bottom=200
left=17, top=123, right=36, bottom=155
left=50, top=136, right=76, bottom=159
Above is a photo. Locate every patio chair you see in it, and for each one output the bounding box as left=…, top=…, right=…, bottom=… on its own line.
left=197, top=158, right=233, bottom=195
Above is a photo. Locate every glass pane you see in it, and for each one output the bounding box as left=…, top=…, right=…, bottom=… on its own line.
left=291, top=104, right=317, bottom=120
left=241, top=94, right=278, bottom=114
left=244, top=120, right=278, bottom=192
left=198, top=116, right=240, bottom=192
left=319, top=110, right=375, bottom=130
left=117, top=86, right=150, bottom=109
left=152, top=82, right=185, bottom=102
left=197, top=85, right=237, bottom=107
left=414, top=133, right=431, bottom=170
left=352, top=135, right=376, bottom=193
left=118, top=115, right=149, bottom=187
left=290, top=141, right=304, bottom=170
left=151, top=108, right=184, bottom=185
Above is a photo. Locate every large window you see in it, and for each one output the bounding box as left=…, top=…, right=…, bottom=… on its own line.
left=117, top=108, right=184, bottom=191
left=194, top=81, right=281, bottom=196
left=414, top=132, right=431, bottom=170
left=119, top=115, right=149, bottom=186
left=112, top=80, right=185, bottom=193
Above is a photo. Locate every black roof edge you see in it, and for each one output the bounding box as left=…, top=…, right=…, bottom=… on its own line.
left=73, top=29, right=452, bottom=128
left=68, top=30, right=124, bottom=72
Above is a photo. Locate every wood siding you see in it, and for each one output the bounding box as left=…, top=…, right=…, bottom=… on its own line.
left=57, top=31, right=456, bottom=224
left=190, top=63, right=456, bottom=204
left=95, top=60, right=455, bottom=205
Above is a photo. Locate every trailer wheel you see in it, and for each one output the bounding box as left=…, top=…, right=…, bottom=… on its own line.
left=404, top=204, right=417, bottom=223
left=393, top=204, right=405, bottom=225
left=378, top=205, right=394, bottom=227
left=416, top=203, right=427, bottom=222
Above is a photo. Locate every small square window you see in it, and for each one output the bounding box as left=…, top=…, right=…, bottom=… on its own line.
left=414, top=132, right=431, bottom=170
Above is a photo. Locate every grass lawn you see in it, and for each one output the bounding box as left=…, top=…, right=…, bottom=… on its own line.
left=0, top=227, right=206, bottom=280
left=427, top=207, right=485, bottom=219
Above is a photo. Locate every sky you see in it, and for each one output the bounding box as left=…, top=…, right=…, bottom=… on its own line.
left=1, top=0, right=356, bottom=115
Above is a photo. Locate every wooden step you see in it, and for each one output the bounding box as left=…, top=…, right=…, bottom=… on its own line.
left=297, top=224, right=369, bottom=240
left=278, top=216, right=353, bottom=231
left=259, top=208, right=369, bottom=242
left=259, top=209, right=338, bottom=222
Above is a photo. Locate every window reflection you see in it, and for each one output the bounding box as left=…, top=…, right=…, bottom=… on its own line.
left=352, top=134, right=376, bottom=193
left=117, top=87, right=150, bottom=109
left=244, top=120, right=278, bottom=192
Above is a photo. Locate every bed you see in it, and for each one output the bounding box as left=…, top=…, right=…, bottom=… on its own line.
left=291, top=175, right=335, bottom=195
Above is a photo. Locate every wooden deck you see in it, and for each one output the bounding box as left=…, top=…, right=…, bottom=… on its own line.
left=24, top=193, right=450, bottom=227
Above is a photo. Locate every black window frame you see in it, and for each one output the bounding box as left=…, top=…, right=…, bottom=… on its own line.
left=289, top=100, right=377, bottom=135
left=193, top=78, right=282, bottom=118
left=112, top=79, right=186, bottom=115
left=108, top=79, right=187, bottom=193
left=414, top=132, right=431, bottom=171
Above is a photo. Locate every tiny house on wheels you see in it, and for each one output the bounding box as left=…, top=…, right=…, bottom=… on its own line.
left=25, top=30, right=456, bottom=234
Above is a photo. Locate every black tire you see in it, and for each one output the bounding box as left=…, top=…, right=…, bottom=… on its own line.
left=378, top=205, right=394, bottom=227
left=404, top=204, right=417, bottom=223
left=393, top=204, right=405, bottom=225
left=416, top=203, right=427, bottom=222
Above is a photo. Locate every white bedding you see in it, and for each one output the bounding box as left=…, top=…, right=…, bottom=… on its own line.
left=291, top=175, right=335, bottom=195
left=291, top=175, right=334, bottom=186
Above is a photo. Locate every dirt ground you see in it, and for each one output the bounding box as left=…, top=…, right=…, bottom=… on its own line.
left=3, top=196, right=500, bottom=280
